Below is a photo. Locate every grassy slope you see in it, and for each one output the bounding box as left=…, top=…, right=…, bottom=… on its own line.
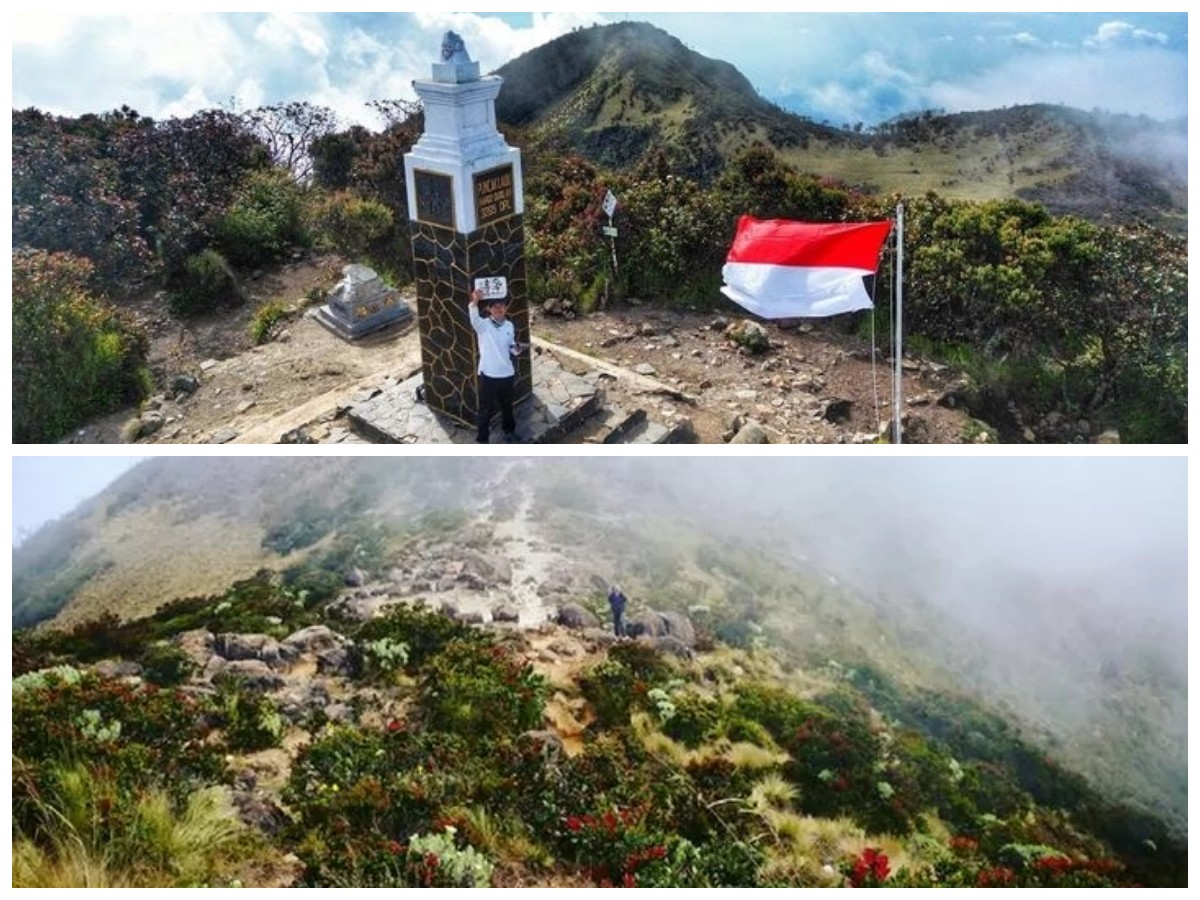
left=14, top=459, right=1186, bottom=840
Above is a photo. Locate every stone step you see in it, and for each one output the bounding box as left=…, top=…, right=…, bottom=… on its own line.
left=346, top=356, right=603, bottom=444
left=601, top=407, right=647, bottom=444
left=565, top=403, right=643, bottom=444
left=627, top=420, right=671, bottom=444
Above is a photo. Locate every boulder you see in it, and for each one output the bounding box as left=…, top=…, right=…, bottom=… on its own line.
left=276, top=681, right=332, bottom=723
left=323, top=702, right=355, bottom=724
left=658, top=611, right=696, bottom=648
left=653, top=635, right=695, bottom=659
left=625, top=610, right=666, bottom=639
left=93, top=659, right=143, bottom=680
left=214, top=633, right=276, bottom=662
left=556, top=603, right=600, bottom=630
left=460, top=550, right=512, bottom=585
left=729, top=421, right=768, bottom=444
left=491, top=602, right=521, bottom=623
left=213, top=659, right=286, bottom=692
left=328, top=594, right=400, bottom=623
left=232, top=790, right=290, bottom=836
left=281, top=625, right=348, bottom=657
left=316, top=645, right=361, bottom=677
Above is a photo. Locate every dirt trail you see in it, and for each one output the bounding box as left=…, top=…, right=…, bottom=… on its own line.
left=64, top=253, right=981, bottom=444
left=491, top=490, right=566, bottom=626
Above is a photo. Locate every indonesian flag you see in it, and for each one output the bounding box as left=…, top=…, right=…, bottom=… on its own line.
left=721, top=215, right=892, bottom=318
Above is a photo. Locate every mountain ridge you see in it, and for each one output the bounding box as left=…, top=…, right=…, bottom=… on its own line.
left=491, top=21, right=1185, bottom=228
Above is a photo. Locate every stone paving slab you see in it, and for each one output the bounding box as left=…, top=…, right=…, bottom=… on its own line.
left=347, top=356, right=602, bottom=444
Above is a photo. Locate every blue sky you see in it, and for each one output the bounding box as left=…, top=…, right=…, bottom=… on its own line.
left=10, top=11, right=1188, bottom=129
left=11, top=457, right=146, bottom=546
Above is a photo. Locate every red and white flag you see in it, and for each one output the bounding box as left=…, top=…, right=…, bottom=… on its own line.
left=721, top=215, right=892, bottom=318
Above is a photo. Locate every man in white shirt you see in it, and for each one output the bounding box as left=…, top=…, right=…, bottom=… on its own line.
left=468, top=288, right=524, bottom=443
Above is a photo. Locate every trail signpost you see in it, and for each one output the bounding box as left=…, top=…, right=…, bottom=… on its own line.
left=602, top=189, right=619, bottom=272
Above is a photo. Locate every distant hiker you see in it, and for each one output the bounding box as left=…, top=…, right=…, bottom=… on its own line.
left=608, top=584, right=628, bottom=638
left=468, top=287, right=524, bottom=444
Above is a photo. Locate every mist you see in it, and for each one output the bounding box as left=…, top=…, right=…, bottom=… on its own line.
left=601, top=454, right=1186, bottom=824
left=13, top=453, right=1185, bottom=827
left=656, top=456, right=1187, bottom=678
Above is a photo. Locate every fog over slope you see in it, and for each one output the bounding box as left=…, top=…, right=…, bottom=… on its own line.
left=13, top=455, right=1186, bottom=828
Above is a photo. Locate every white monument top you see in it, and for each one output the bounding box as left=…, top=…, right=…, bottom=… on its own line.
left=405, top=31, right=524, bottom=232
left=344, top=263, right=377, bottom=284
left=432, top=31, right=480, bottom=84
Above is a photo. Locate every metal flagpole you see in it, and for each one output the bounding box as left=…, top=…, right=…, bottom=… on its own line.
left=893, top=203, right=904, bottom=445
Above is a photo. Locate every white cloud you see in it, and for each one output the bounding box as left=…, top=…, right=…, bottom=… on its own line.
left=1003, top=32, right=1040, bottom=47
left=161, top=84, right=218, bottom=121
left=927, top=47, right=1186, bottom=120
left=1084, top=21, right=1168, bottom=49
left=10, top=12, right=1187, bottom=130
left=410, top=10, right=604, bottom=76
left=254, top=13, right=330, bottom=59
left=11, top=13, right=77, bottom=48
left=860, top=50, right=917, bottom=86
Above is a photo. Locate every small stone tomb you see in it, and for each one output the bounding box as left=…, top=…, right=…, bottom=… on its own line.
left=316, top=264, right=411, bottom=341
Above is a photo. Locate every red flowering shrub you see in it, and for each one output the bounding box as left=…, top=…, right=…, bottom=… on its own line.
left=559, top=804, right=671, bottom=887
left=12, top=670, right=223, bottom=839
left=846, top=847, right=890, bottom=887
left=977, top=866, right=1016, bottom=887
left=949, top=835, right=980, bottom=855
left=416, top=640, right=547, bottom=745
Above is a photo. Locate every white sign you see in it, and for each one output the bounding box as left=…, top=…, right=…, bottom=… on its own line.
left=474, top=276, right=508, bottom=300
left=602, top=226, right=618, bottom=238
left=602, top=189, right=618, bottom=218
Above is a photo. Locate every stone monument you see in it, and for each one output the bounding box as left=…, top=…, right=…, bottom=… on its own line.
left=403, top=31, right=530, bottom=427
left=315, top=263, right=411, bottom=340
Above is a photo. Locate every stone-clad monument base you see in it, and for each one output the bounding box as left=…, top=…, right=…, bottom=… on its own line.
left=347, top=353, right=598, bottom=444
left=410, top=216, right=530, bottom=427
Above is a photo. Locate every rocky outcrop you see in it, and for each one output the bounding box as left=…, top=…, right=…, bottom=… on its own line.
left=216, top=633, right=286, bottom=665
left=281, top=625, right=348, bottom=658
left=653, top=634, right=694, bottom=659
left=625, top=610, right=666, bottom=639
left=556, top=603, right=600, bottom=630
left=174, top=629, right=216, bottom=668
left=210, top=659, right=287, bottom=692
left=93, top=658, right=143, bottom=680
left=658, top=611, right=696, bottom=648
left=491, top=602, right=521, bottom=623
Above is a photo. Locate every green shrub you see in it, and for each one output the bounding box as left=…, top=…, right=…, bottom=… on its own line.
left=215, top=678, right=284, bottom=752
left=281, top=565, right=345, bottom=606
left=407, top=828, right=495, bottom=887
left=310, top=190, right=394, bottom=262
left=12, top=670, right=224, bottom=835
left=216, top=168, right=310, bottom=268
left=12, top=249, right=150, bottom=442
left=662, top=691, right=722, bottom=747
left=284, top=724, right=510, bottom=886
left=140, top=643, right=196, bottom=687
left=13, top=763, right=249, bottom=888
left=352, top=604, right=477, bottom=674
left=579, top=658, right=640, bottom=728
left=417, top=640, right=547, bottom=745
left=146, top=571, right=318, bottom=640
left=249, top=298, right=289, bottom=344
left=170, top=249, right=244, bottom=315
left=362, top=637, right=410, bottom=678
